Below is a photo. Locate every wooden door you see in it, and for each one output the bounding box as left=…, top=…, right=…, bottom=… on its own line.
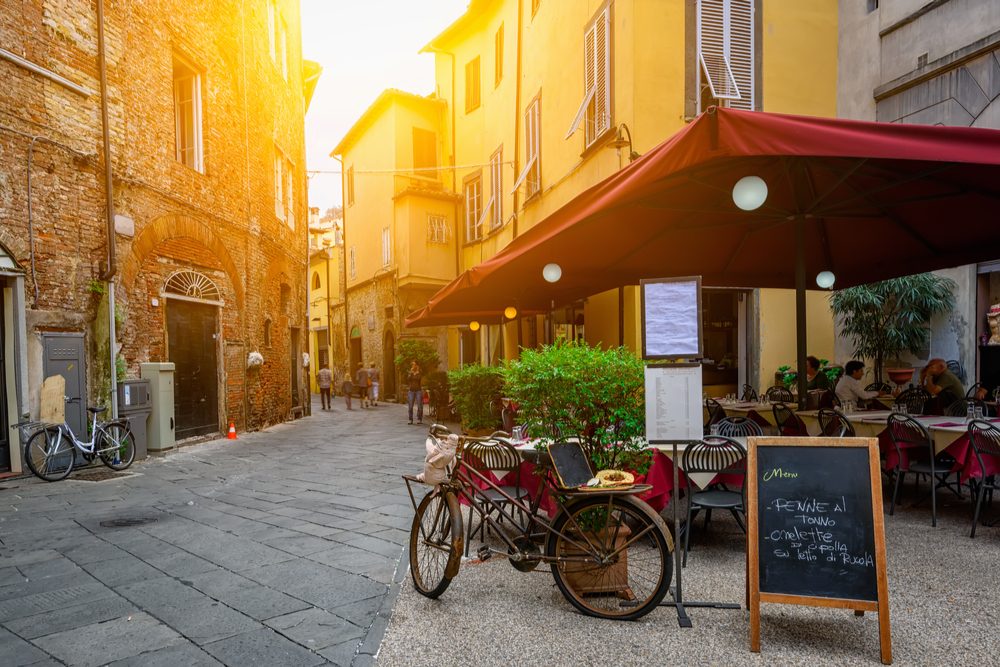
left=167, top=300, right=219, bottom=439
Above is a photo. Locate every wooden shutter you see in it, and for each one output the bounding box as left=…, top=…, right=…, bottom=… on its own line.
left=698, top=0, right=740, bottom=101
left=594, top=8, right=610, bottom=139
left=728, top=0, right=754, bottom=111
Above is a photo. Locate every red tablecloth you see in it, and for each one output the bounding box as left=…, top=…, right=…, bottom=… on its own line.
left=878, top=425, right=1000, bottom=483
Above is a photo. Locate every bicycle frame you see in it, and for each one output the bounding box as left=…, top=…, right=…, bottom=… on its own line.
left=40, top=410, right=127, bottom=460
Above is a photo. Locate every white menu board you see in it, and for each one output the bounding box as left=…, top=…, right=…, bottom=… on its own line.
left=645, top=364, right=703, bottom=442
left=641, top=277, right=701, bottom=359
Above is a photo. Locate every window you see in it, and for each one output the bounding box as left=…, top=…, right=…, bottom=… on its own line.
left=349, top=246, right=356, bottom=279
left=274, top=145, right=294, bottom=227
left=465, top=56, right=481, bottom=113
left=697, top=0, right=754, bottom=113
left=867, top=0, right=879, bottom=11
left=489, top=147, right=503, bottom=230
left=494, top=24, right=504, bottom=86
left=464, top=175, right=483, bottom=242
left=381, top=226, right=391, bottom=266
left=567, top=6, right=612, bottom=149
left=346, top=166, right=355, bottom=206
left=511, top=96, right=540, bottom=198
left=412, top=128, right=437, bottom=178
left=428, top=214, right=448, bottom=244
left=312, top=273, right=321, bottom=290
left=173, top=54, right=203, bottom=172
left=268, top=0, right=287, bottom=79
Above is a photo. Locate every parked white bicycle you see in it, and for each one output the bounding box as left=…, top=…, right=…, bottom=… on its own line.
left=16, top=399, right=136, bottom=482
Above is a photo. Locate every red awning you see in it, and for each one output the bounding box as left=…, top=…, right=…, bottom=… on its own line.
left=407, top=107, right=1000, bottom=327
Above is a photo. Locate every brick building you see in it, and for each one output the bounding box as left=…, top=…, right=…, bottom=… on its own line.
left=0, top=0, right=317, bottom=473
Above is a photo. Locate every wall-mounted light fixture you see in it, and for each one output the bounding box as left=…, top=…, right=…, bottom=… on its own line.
left=608, top=123, right=640, bottom=163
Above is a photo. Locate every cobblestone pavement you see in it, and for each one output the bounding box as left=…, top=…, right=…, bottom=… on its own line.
left=0, top=397, right=430, bottom=666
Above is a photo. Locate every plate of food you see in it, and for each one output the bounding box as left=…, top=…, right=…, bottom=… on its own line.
left=578, top=469, right=635, bottom=491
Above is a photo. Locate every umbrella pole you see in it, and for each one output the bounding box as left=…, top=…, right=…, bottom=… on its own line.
left=796, top=216, right=808, bottom=410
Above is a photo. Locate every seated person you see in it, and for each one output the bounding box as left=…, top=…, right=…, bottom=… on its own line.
left=919, top=358, right=965, bottom=406
left=835, top=360, right=880, bottom=407
left=805, top=355, right=831, bottom=391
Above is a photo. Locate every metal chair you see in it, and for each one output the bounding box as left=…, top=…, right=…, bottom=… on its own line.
left=865, top=381, right=892, bottom=394
left=715, top=416, right=764, bottom=438
left=817, top=390, right=840, bottom=410
left=967, top=419, right=1000, bottom=538
left=885, top=413, right=961, bottom=527
left=965, top=382, right=985, bottom=399
left=764, top=385, right=793, bottom=403
left=704, top=398, right=726, bottom=435
left=946, top=359, right=965, bottom=383
left=462, top=438, right=529, bottom=555
left=895, top=387, right=930, bottom=415
left=740, top=384, right=758, bottom=402
left=818, top=408, right=855, bottom=437
left=681, top=436, right=746, bottom=567
left=772, top=402, right=808, bottom=436
left=943, top=398, right=989, bottom=418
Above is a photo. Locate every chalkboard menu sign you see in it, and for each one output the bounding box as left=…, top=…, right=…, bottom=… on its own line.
left=747, top=437, right=892, bottom=665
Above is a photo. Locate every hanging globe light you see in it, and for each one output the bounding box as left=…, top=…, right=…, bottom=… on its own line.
left=732, top=175, right=768, bottom=211
left=816, top=271, right=836, bottom=289
left=504, top=306, right=518, bottom=319
left=469, top=320, right=480, bottom=331
left=542, top=263, right=562, bottom=283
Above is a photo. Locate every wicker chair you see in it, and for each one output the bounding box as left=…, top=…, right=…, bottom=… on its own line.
left=715, top=416, right=764, bottom=438
left=818, top=408, right=855, bottom=437
left=885, top=413, right=961, bottom=526
left=967, top=419, right=1000, bottom=538
left=740, top=384, right=759, bottom=402
left=763, top=385, right=793, bottom=403
left=462, top=438, right=529, bottom=554
left=681, top=436, right=746, bottom=566
left=772, top=402, right=809, bottom=436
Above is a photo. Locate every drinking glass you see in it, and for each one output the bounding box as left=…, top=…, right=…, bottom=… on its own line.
left=709, top=423, right=720, bottom=436
left=974, top=405, right=985, bottom=421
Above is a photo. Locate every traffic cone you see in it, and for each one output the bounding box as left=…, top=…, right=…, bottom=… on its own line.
left=227, top=421, right=237, bottom=440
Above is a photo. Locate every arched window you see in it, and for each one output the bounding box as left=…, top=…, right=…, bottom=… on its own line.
left=162, top=270, right=222, bottom=305
left=312, top=272, right=321, bottom=290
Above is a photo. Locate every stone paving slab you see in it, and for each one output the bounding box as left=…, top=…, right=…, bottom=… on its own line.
left=0, top=398, right=430, bottom=665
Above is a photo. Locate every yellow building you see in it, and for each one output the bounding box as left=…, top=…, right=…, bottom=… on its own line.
left=331, top=90, right=460, bottom=400
left=308, top=207, right=344, bottom=393
left=410, top=0, right=840, bottom=394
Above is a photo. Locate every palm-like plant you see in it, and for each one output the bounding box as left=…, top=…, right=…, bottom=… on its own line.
left=830, top=273, right=956, bottom=383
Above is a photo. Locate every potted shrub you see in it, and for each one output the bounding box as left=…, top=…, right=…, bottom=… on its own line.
left=830, top=273, right=955, bottom=383
left=448, top=364, right=504, bottom=435
left=503, top=341, right=649, bottom=473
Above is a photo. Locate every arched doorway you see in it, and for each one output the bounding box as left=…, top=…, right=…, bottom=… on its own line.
left=382, top=329, right=396, bottom=401
left=349, top=326, right=362, bottom=374
left=163, top=270, right=222, bottom=439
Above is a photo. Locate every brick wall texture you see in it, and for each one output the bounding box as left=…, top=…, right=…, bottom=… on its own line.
left=0, top=0, right=310, bottom=435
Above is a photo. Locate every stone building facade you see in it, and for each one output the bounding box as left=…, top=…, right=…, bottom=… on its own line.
left=837, top=0, right=1000, bottom=387
left=0, top=0, right=314, bottom=472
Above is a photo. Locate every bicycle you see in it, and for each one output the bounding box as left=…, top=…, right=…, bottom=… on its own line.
left=402, top=425, right=674, bottom=621
left=15, top=400, right=136, bottom=482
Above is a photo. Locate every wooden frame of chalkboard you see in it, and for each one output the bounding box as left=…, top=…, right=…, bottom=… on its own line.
left=746, top=437, right=892, bottom=665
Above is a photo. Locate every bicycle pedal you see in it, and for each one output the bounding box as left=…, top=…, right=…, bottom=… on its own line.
left=476, top=545, right=493, bottom=561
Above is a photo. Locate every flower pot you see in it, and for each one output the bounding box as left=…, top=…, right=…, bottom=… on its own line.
left=560, top=525, right=631, bottom=595
left=886, top=367, right=914, bottom=387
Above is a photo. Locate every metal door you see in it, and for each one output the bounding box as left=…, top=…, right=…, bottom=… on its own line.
left=0, top=287, right=7, bottom=471
left=167, top=300, right=219, bottom=439
left=42, top=333, right=86, bottom=437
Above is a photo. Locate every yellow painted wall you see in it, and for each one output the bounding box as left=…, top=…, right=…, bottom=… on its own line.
left=308, top=248, right=339, bottom=393
left=584, top=288, right=621, bottom=349
left=761, top=0, right=839, bottom=116
left=758, top=289, right=836, bottom=390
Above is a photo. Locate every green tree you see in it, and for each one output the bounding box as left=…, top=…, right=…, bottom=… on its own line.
left=830, top=273, right=956, bottom=383
left=394, top=339, right=440, bottom=376
left=448, top=364, right=504, bottom=432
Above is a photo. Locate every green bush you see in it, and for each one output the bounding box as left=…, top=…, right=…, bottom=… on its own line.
left=448, top=364, right=504, bottom=432
left=424, top=370, right=450, bottom=415
left=503, top=341, right=648, bottom=472
left=394, top=339, right=440, bottom=376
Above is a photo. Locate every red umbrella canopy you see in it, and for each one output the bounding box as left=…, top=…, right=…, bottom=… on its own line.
left=408, top=107, right=1000, bottom=327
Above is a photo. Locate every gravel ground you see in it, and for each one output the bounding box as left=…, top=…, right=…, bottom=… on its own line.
left=377, top=489, right=999, bottom=666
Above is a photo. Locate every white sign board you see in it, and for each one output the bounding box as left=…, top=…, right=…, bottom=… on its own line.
left=645, top=364, right=703, bottom=442
left=641, top=277, right=701, bottom=359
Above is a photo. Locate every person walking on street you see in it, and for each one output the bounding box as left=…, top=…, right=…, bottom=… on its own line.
left=317, top=364, right=333, bottom=410
left=368, top=362, right=380, bottom=406
left=406, top=360, right=424, bottom=425
left=342, top=365, right=354, bottom=410
left=355, top=362, right=370, bottom=409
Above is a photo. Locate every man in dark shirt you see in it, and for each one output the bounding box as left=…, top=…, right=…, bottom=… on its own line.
left=920, top=358, right=965, bottom=406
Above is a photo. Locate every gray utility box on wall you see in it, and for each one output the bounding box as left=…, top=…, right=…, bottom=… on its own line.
left=140, top=362, right=175, bottom=453
left=117, top=379, right=151, bottom=461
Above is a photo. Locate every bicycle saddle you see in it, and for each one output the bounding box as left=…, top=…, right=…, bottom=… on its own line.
left=87, top=406, right=108, bottom=414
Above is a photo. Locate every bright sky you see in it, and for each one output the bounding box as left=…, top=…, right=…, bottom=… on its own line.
left=301, top=0, right=469, bottom=214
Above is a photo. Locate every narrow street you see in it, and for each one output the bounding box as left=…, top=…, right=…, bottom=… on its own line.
left=0, top=399, right=426, bottom=667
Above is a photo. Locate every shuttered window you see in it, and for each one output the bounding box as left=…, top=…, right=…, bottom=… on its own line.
left=697, top=0, right=754, bottom=112
left=495, top=24, right=504, bottom=86
left=566, top=6, right=612, bottom=148
left=428, top=215, right=448, bottom=244
left=465, top=175, right=483, bottom=242
left=465, top=56, right=481, bottom=113
left=381, top=226, right=391, bottom=266
left=512, top=97, right=541, bottom=198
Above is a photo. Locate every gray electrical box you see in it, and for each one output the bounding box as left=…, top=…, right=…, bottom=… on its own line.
left=140, top=362, right=175, bottom=453
left=117, top=379, right=151, bottom=460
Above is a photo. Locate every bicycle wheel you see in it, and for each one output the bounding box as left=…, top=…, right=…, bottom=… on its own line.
left=25, top=427, right=75, bottom=482
left=409, top=490, right=463, bottom=598
left=546, top=495, right=672, bottom=620
left=97, top=423, right=136, bottom=471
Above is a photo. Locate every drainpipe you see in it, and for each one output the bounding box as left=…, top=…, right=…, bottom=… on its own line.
left=97, top=0, right=119, bottom=419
